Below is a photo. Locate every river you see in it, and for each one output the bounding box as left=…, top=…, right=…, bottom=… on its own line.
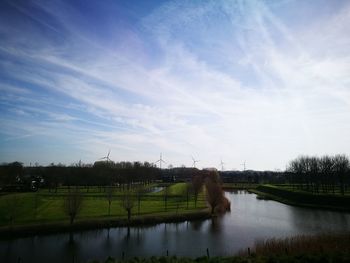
left=1, top=190, right=350, bottom=262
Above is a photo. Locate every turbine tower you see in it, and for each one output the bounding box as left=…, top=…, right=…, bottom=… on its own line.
left=191, top=156, right=200, bottom=168
left=219, top=159, right=225, bottom=171
left=241, top=160, right=246, bottom=171
left=155, top=153, right=166, bottom=169
left=100, top=150, right=112, bottom=163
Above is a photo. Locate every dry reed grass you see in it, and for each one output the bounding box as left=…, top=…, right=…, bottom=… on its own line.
left=238, top=233, right=350, bottom=256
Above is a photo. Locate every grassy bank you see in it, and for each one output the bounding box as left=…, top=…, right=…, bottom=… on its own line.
left=93, top=253, right=350, bottom=263
left=250, top=185, right=350, bottom=211
left=0, top=183, right=209, bottom=235
left=222, top=183, right=258, bottom=190
left=0, top=209, right=210, bottom=237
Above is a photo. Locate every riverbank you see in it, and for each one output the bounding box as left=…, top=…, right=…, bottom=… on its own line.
left=249, top=185, right=350, bottom=211
left=0, top=209, right=211, bottom=238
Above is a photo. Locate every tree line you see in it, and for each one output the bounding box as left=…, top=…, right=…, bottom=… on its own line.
left=0, top=161, right=162, bottom=190
left=286, top=154, right=350, bottom=195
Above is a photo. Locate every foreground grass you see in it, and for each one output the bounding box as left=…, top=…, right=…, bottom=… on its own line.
left=250, top=184, right=350, bottom=211
left=92, top=233, right=350, bottom=263
left=92, top=253, right=350, bottom=263
left=238, top=233, right=350, bottom=256
left=0, top=183, right=207, bottom=229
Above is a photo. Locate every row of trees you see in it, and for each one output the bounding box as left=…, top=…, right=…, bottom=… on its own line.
left=286, top=155, right=350, bottom=195
left=0, top=161, right=162, bottom=190
left=0, top=161, right=289, bottom=192
left=0, top=162, right=210, bottom=190
left=63, top=171, right=231, bottom=225
left=63, top=188, right=137, bottom=225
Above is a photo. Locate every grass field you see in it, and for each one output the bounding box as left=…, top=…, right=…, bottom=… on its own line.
left=265, top=184, right=350, bottom=196
left=250, top=184, right=350, bottom=211
left=0, top=183, right=207, bottom=228
left=222, top=183, right=258, bottom=190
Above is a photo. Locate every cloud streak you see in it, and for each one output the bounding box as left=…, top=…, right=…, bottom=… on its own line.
left=1, top=0, right=350, bottom=169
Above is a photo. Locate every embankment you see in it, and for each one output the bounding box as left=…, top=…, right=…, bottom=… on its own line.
left=222, top=183, right=258, bottom=190
left=250, top=185, right=350, bottom=211
left=0, top=209, right=211, bottom=238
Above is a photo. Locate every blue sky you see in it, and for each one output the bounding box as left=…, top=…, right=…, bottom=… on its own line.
left=1, top=0, right=350, bottom=170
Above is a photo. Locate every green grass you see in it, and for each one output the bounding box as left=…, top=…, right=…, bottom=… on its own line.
left=250, top=184, right=350, bottom=211
left=152, top=183, right=188, bottom=195
left=0, top=183, right=207, bottom=228
left=269, top=184, right=350, bottom=196
left=222, top=183, right=258, bottom=189
left=40, top=184, right=158, bottom=196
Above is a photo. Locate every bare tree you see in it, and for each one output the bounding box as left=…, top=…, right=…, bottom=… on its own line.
left=184, top=182, right=191, bottom=209
left=333, top=154, right=349, bottom=195
left=106, top=186, right=114, bottom=216
left=33, top=192, right=39, bottom=219
left=63, top=189, right=83, bottom=225
left=287, top=154, right=350, bottom=195
left=121, top=190, right=135, bottom=221
left=5, top=194, right=20, bottom=226
left=177, top=183, right=190, bottom=212
left=163, top=185, right=170, bottom=211
left=205, top=173, right=224, bottom=215
left=192, top=174, right=203, bottom=208
left=319, top=155, right=333, bottom=193
left=136, top=185, right=145, bottom=215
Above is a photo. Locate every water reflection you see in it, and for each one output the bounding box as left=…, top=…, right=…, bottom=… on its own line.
left=190, top=220, right=204, bottom=231
left=64, top=233, right=80, bottom=262
left=103, top=229, right=113, bottom=250
left=209, top=216, right=223, bottom=234
left=1, top=191, right=350, bottom=263
left=290, top=207, right=350, bottom=233
left=124, top=227, right=131, bottom=241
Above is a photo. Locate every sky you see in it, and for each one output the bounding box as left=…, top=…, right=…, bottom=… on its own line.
left=0, top=0, right=350, bottom=170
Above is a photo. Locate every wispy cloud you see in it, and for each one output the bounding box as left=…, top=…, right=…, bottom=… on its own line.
left=0, top=0, right=350, bottom=169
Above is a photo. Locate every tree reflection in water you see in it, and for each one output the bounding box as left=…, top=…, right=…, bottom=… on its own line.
left=209, top=216, right=223, bottom=234
left=65, top=232, right=80, bottom=263
left=103, top=228, right=113, bottom=250
left=190, top=220, right=204, bottom=231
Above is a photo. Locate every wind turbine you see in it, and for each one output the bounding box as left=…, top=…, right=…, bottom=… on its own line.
left=100, top=150, right=112, bottom=163
left=241, top=160, right=246, bottom=171
left=219, top=159, right=225, bottom=171
left=191, top=156, right=200, bottom=168
left=155, top=153, right=166, bottom=169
